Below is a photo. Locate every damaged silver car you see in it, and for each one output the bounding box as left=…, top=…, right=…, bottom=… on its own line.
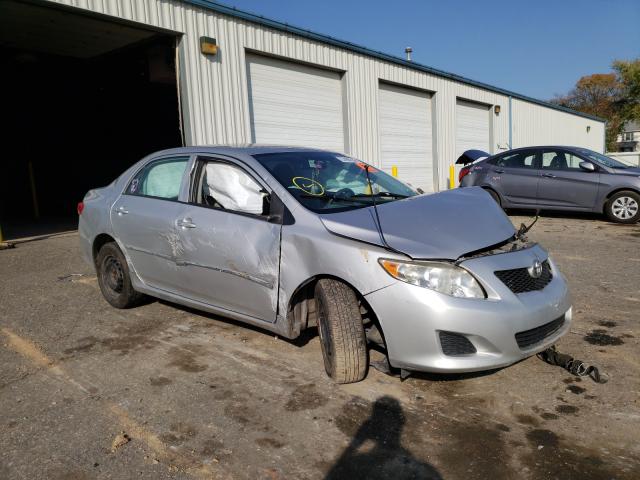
left=79, top=146, right=572, bottom=383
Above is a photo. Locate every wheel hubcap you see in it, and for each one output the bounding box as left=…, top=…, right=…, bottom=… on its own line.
left=103, top=256, right=124, bottom=293
left=612, top=196, right=639, bottom=220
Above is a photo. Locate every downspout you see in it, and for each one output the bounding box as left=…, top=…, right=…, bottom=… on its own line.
left=603, top=120, right=607, bottom=154
left=508, top=96, right=513, bottom=149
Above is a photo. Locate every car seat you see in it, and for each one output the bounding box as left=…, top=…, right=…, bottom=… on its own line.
left=549, top=154, right=568, bottom=170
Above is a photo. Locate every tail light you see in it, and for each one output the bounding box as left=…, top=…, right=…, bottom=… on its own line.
left=77, top=202, right=85, bottom=215
left=459, top=166, right=471, bottom=183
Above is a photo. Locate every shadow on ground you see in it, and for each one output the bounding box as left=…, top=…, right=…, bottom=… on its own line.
left=325, top=396, right=442, bottom=480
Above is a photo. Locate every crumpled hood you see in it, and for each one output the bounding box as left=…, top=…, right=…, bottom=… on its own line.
left=320, top=187, right=516, bottom=260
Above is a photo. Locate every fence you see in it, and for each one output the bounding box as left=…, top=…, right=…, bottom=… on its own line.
left=606, top=152, right=640, bottom=167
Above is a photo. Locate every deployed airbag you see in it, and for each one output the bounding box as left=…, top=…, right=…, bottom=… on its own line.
left=204, top=163, right=264, bottom=215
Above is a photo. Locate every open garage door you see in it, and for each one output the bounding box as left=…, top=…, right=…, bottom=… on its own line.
left=0, top=1, right=183, bottom=240
left=456, top=99, right=491, bottom=159
left=246, top=54, right=346, bottom=152
left=378, top=83, right=434, bottom=192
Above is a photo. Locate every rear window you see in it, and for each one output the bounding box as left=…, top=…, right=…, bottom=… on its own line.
left=127, top=156, right=189, bottom=200
left=493, top=151, right=537, bottom=169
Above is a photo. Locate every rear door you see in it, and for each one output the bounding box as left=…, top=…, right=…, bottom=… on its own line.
left=488, top=149, right=540, bottom=205
left=111, top=155, right=190, bottom=293
left=175, top=156, right=281, bottom=322
left=536, top=148, right=600, bottom=209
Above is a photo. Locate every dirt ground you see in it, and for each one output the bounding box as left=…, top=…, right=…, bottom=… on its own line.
left=1, top=212, right=639, bottom=480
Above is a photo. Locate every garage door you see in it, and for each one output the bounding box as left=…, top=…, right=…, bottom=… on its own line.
left=246, top=54, right=346, bottom=152
left=378, top=83, right=433, bottom=192
left=456, top=99, right=491, bottom=159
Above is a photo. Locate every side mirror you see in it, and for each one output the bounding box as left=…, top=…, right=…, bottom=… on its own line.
left=579, top=161, right=596, bottom=172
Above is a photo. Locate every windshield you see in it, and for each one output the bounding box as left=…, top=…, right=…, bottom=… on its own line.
left=253, top=151, right=418, bottom=213
left=575, top=148, right=631, bottom=169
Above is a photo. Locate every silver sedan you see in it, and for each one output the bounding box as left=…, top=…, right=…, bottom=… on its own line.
left=79, top=146, right=572, bottom=383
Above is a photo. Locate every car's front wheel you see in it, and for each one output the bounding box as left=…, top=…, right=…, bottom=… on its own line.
left=605, top=191, right=640, bottom=224
left=96, top=242, right=145, bottom=308
left=314, top=279, right=368, bottom=384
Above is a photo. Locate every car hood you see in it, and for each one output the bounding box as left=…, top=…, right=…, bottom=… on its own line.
left=319, top=187, right=516, bottom=260
left=613, top=167, right=640, bottom=176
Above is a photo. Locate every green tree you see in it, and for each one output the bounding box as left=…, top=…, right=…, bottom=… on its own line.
left=551, top=58, right=640, bottom=151
left=613, top=58, right=640, bottom=122
left=551, top=73, right=623, bottom=150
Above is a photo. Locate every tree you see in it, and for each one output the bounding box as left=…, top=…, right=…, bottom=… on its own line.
left=551, top=58, right=640, bottom=151
left=613, top=58, right=640, bottom=123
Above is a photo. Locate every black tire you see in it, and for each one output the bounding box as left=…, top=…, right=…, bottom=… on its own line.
left=96, top=242, right=145, bottom=308
left=484, top=188, right=501, bottom=206
left=605, top=191, right=640, bottom=224
left=314, top=279, right=368, bottom=384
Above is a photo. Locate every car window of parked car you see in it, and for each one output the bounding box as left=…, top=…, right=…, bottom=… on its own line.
left=195, top=160, right=267, bottom=216
left=574, top=148, right=631, bottom=169
left=493, top=151, right=537, bottom=169
left=253, top=151, right=417, bottom=214
left=541, top=150, right=584, bottom=171
left=126, top=156, right=189, bottom=200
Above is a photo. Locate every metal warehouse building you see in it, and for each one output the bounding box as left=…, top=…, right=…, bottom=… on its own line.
left=0, top=0, right=605, bottom=233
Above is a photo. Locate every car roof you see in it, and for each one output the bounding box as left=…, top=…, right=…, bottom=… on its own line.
left=149, top=144, right=342, bottom=157
left=485, top=146, right=595, bottom=157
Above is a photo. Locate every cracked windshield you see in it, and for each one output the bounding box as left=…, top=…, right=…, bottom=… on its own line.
left=254, top=151, right=418, bottom=213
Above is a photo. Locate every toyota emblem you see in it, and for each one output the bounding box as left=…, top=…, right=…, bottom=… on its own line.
left=528, top=260, right=543, bottom=279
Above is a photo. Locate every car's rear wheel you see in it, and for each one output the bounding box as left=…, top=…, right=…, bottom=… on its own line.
left=484, top=188, right=501, bottom=206
left=96, top=242, right=145, bottom=308
left=314, top=279, right=368, bottom=384
left=605, top=191, right=640, bottom=224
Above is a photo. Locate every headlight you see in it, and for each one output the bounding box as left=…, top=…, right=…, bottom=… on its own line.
left=379, top=259, right=486, bottom=298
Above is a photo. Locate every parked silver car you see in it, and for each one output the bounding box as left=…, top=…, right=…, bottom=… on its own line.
left=79, top=146, right=572, bottom=383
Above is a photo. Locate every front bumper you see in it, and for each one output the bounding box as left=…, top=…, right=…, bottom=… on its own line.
left=365, top=244, right=572, bottom=373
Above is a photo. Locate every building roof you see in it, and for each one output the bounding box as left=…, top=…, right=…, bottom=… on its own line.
left=624, top=120, right=640, bottom=132
left=186, top=0, right=605, bottom=123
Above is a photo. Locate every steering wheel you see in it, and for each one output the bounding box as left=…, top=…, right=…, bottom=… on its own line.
left=334, top=188, right=355, bottom=199
left=326, top=188, right=355, bottom=207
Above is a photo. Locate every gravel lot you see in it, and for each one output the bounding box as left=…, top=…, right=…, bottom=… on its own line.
left=1, top=213, right=639, bottom=479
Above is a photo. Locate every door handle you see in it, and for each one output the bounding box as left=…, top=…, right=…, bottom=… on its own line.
left=116, top=206, right=129, bottom=215
left=177, top=218, right=197, bottom=229
left=541, top=173, right=556, bottom=178
left=493, top=168, right=505, bottom=174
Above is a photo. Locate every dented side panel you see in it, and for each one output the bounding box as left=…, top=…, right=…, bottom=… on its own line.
left=175, top=206, right=282, bottom=322
left=278, top=213, right=401, bottom=317
left=110, top=194, right=187, bottom=292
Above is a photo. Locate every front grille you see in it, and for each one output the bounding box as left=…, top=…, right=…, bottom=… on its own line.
left=515, top=315, right=565, bottom=349
left=494, top=260, right=552, bottom=293
left=439, top=331, right=477, bottom=356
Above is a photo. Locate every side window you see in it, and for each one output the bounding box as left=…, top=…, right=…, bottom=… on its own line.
left=197, top=160, right=267, bottom=216
left=127, top=156, right=189, bottom=200
left=495, top=151, right=537, bottom=169
left=541, top=150, right=583, bottom=171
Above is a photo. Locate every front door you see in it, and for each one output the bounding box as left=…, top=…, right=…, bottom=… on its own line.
left=111, top=155, right=189, bottom=293
left=176, top=157, right=281, bottom=322
left=489, top=149, right=540, bottom=205
left=537, top=149, right=600, bottom=209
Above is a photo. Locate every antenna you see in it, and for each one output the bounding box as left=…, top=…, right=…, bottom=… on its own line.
left=405, top=47, right=413, bottom=62
left=363, top=164, right=403, bottom=255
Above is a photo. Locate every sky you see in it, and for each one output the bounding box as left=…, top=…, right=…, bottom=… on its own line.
left=214, top=0, right=640, bottom=101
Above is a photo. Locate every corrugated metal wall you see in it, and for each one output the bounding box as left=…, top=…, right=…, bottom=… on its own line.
left=512, top=99, right=604, bottom=152
left=45, top=0, right=605, bottom=190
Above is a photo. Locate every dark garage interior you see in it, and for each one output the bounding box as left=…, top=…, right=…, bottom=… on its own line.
left=0, top=0, right=183, bottom=240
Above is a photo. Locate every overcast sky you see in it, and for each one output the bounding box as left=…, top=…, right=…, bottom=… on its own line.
left=217, top=0, right=640, bottom=100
